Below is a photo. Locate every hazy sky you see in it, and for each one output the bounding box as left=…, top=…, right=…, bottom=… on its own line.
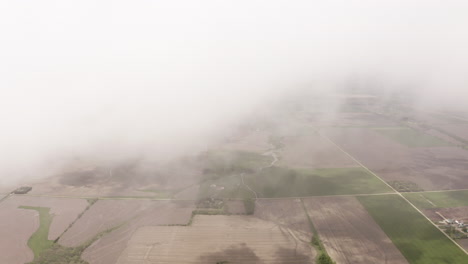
left=1, top=1, right=467, bottom=184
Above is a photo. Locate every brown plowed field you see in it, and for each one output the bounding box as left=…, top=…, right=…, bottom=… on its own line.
left=0, top=197, right=38, bottom=264
left=225, top=200, right=246, bottom=214
left=325, top=128, right=468, bottom=190
left=80, top=200, right=194, bottom=264
left=303, top=196, right=408, bottom=264
left=255, top=198, right=311, bottom=236
left=423, top=206, right=468, bottom=223
left=60, top=200, right=193, bottom=247
left=1, top=195, right=88, bottom=240
left=115, top=215, right=315, bottom=264
left=278, top=134, right=358, bottom=169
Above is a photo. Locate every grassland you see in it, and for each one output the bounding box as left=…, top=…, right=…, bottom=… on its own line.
left=19, top=206, right=54, bottom=259
left=404, top=190, right=468, bottom=209
left=357, top=195, right=467, bottom=264
left=373, top=127, right=452, bottom=147
left=245, top=167, right=392, bottom=198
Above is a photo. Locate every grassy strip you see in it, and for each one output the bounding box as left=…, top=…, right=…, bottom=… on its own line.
left=29, top=224, right=123, bottom=264
left=357, top=195, right=467, bottom=264
left=373, top=127, right=452, bottom=147
left=404, top=191, right=468, bottom=209
left=21, top=200, right=123, bottom=264
left=300, top=199, right=335, bottom=264
left=19, top=206, right=55, bottom=259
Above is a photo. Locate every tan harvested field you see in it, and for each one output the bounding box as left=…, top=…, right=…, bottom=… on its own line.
left=303, top=196, right=408, bottom=264
left=423, top=206, right=468, bottom=223
left=255, top=198, right=311, bottom=236
left=278, top=134, right=358, bottom=168
left=115, top=215, right=315, bottom=264
left=80, top=200, right=194, bottom=264
left=60, top=199, right=193, bottom=247
left=325, top=128, right=468, bottom=190
left=1, top=195, right=88, bottom=240
left=0, top=197, right=38, bottom=264
left=225, top=200, right=246, bottom=214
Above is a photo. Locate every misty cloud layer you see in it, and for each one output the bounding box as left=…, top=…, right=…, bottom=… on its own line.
left=1, top=1, right=468, bottom=185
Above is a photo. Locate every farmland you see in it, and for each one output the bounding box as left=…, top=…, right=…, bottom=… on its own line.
left=1, top=94, right=468, bottom=263
left=373, top=127, right=452, bottom=147
left=404, top=190, right=468, bottom=209
left=326, top=127, right=468, bottom=191
left=358, top=195, right=467, bottom=264
left=245, top=167, right=393, bottom=197
left=115, top=215, right=315, bottom=263
left=303, top=196, right=408, bottom=264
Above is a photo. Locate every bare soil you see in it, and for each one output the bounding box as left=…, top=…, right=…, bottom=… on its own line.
left=303, top=196, right=408, bottom=264
left=115, top=215, right=315, bottom=264
left=78, top=200, right=194, bottom=264
left=254, top=198, right=311, bottom=236
left=423, top=206, right=468, bottom=223
left=225, top=200, right=246, bottom=214
left=0, top=198, right=38, bottom=264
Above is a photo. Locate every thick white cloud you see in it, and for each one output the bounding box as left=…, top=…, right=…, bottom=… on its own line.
left=1, top=1, right=467, bottom=184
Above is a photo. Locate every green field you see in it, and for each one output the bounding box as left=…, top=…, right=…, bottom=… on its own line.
left=245, top=167, right=393, bottom=198
left=358, top=195, right=467, bottom=264
left=404, top=191, right=468, bottom=209
left=373, top=127, right=452, bottom=147
left=19, top=206, right=54, bottom=259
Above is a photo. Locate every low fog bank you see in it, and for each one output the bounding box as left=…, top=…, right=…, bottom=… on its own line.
left=1, top=1, right=468, bottom=185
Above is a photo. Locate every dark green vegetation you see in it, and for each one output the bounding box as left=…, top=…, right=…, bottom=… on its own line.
left=19, top=206, right=54, bottom=259
left=300, top=199, right=335, bottom=264
left=358, top=195, right=467, bottom=264
left=373, top=127, right=451, bottom=147
left=245, top=167, right=392, bottom=198
left=389, top=180, right=424, bottom=192
left=404, top=190, right=468, bottom=209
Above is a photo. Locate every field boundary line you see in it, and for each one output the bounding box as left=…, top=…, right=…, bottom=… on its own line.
left=15, top=193, right=195, bottom=201
left=405, top=188, right=468, bottom=194
left=320, top=132, right=468, bottom=255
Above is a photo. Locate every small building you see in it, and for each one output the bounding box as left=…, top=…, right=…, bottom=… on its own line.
left=12, top=186, right=32, bottom=194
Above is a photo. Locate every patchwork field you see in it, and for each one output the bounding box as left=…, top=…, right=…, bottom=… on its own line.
left=80, top=200, right=194, bottom=264
left=303, top=196, right=408, bottom=264
left=325, top=128, right=468, bottom=190
left=358, top=195, right=467, bottom=264
left=115, top=215, right=315, bottom=264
